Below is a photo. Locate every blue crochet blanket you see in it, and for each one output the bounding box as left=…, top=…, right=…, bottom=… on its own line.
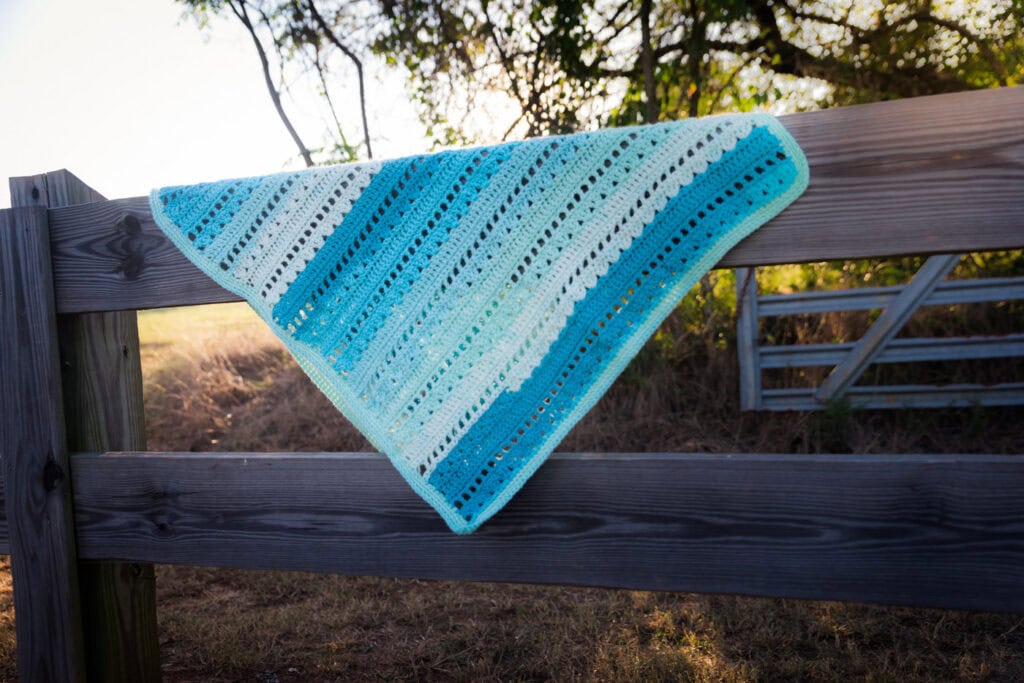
left=151, top=114, right=809, bottom=533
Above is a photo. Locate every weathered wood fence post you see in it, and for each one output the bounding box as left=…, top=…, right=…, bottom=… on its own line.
left=5, top=172, right=160, bottom=681
left=1, top=202, right=85, bottom=681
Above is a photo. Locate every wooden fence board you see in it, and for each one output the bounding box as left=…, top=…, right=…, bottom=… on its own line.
left=0, top=206, right=86, bottom=682
left=62, top=450, right=1024, bottom=612
left=43, top=87, right=1024, bottom=314
left=743, top=87, right=1024, bottom=266
left=12, top=171, right=161, bottom=683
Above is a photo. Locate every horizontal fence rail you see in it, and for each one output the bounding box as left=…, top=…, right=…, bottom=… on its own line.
left=763, top=383, right=1024, bottom=410
left=44, top=87, right=1024, bottom=314
left=760, top=333, right=1024, bottom=369
left=0, top=451, right=1021, bottom=611
left=758, top=276, right=1024, bottom=317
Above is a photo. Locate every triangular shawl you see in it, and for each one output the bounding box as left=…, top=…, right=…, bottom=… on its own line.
left=150, top=113, right=809, bottom=533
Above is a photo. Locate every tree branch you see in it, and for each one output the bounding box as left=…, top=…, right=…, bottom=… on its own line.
left=911, top=13, right=1009, bottom=86
left=228, top=0, right=314, bottom=167
left=687, top=2, right=704, bottom=118
left=747, top=0, right=975, bottom=97
left=705, top=53, right=756, bottom=113
left=640, top=0, right=658, bottom=123
left=482, top=2, right=529, bottom=114
left=778, top=0, right=1011, bottom=83
left=305, top=0, right=373, bottom=159
left=312, top=45, right=355, bottom=160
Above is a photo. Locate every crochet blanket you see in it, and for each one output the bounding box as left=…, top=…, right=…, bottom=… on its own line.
left=150, top=113, right=809, bottom=533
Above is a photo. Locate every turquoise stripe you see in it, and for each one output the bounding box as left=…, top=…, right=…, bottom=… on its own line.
left=386, top=120, right=704, bottom=451
left=301, top=152, right=466, bottom=365
left=204, top=171, right=302, bottom=270
left=377, top=127, right=652, bottom=424
left=355, top=135, right=584, bottom=412
left=333, top=143, right=518, bottom=388
left=428, top=125, right=800, bottom=521
left=271, top=157, right=422, bottom=335
left=157, top=177, right=261, bottom=251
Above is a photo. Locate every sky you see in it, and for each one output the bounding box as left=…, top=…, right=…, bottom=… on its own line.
left=0, top=0, right=427, bottom=208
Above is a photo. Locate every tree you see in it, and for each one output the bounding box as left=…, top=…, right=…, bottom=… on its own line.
left=182, top=0, right=378, bottom=165
left=180, top=0, right=1023, bottom=159
left=378, top=0, right=1022, bottom=141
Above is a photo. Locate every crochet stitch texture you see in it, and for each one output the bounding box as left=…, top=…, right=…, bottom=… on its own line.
left=150, top=113, right=809, bottom=533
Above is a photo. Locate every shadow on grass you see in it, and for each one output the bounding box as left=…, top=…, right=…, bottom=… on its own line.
left=152, top=565, right=1024, bottom=682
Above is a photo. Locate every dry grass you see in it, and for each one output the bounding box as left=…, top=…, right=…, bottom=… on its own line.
left=151, top=569, right=1024, bottom=681
left=141, top=304, right=371, bottom=453
left=0, top=559, right=15, bottom=682
left=2, top=258, right=1023, bottom=681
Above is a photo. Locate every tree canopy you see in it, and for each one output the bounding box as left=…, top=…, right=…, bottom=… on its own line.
left=180, top=0, right=1023, bottom=162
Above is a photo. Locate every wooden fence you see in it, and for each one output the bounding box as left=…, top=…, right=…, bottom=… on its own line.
left=2, top=87, right=1023, bottom=681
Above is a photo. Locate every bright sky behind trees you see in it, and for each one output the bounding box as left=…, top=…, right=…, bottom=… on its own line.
left=2, top=0, right=1018, bottom=208
left=0, top=0, right=425, bottom=207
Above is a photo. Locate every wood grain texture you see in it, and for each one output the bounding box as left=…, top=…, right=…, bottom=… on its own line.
left=10, top=168, right=103, bottom=209
left=17, top=171, right=162, bottom=683
left=43, top=87, right=1024, bottom=314
left=0, top=205, right=86, bottom=682
left=57, top=311, right=149, bottom=454
left=76, top=561, right=159, bottom=683
left=732, top=87, right=1024, bottom=267
left=69, top=450, right=1024, bottom=612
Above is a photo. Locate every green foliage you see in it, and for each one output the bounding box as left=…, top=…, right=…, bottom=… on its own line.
left=811, top=396, right=856, bottom=452
left=370, top=0, right=1023, bottom=143
left=756, top=252, right=1024, bottom=298
left=178, top=0, right=1023, bottom=153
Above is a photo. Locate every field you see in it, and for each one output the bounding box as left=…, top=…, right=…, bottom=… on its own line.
left=0, top=259, right=1022, bottom=681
